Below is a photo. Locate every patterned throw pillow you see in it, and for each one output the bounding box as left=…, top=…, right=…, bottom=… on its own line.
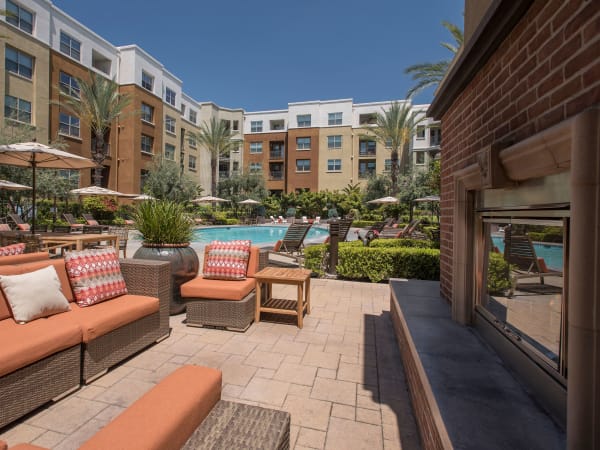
left=64, top=248, right=128, bottom=307
left=203, top=240, right=251, bottom=281
left=0, top=243, right=26, bottom=256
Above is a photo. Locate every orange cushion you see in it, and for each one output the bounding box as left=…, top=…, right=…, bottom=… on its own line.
left=181, top=276, right=255, bottom=301
left=0, top=252, right=49, bottom=266
left=0, top=224, right=10, bottom=231
left=86, top=219, right=99, bottom=226
left=68, top=294, right=158, bottom=342
left=80, top=365, right=222, bottom=450
left=0, top=312, right=82, bottom=377
left=16, top=224, right=30, bottom=231
left=273, top=240, right=282, bottom=252
left=245, top=247, right=259, bottom=278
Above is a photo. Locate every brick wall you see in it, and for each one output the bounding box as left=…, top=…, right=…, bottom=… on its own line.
left=440, top=0, right=599, bottom=301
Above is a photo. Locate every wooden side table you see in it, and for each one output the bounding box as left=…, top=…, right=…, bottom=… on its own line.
left=254, top=267, right=312, bottom=328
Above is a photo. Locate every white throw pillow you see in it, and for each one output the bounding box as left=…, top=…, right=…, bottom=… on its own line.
left=0, top=265, right=71, bottom=323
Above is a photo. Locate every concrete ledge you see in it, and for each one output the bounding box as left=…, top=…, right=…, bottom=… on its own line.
left=389, top=279, right=564, bottom=450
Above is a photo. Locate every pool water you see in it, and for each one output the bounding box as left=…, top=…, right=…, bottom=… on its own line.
left=491, top=236, right=564, bottom=270
left=192, top=225, right=329, bottom=245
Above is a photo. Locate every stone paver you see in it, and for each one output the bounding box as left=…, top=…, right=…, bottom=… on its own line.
left=0, top=278, right=421, bottom=450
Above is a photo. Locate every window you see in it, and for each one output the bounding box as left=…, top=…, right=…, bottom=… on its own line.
left=232, top=120, right=239, bottom=131
left=296, top=137, right=311, bottom=150
left=415, top=151, right=425, bottom=165
left=270, top=141, right=285, bottom=159
left=59, top=113, right=80, bottom=138
left=416, top=125, right=425, bottom=139
left=164, top=143, right=175, bottom=160
left=328, top=112, right=342, bottom=126
left=430, top=128, right=441, bottom=146
left=358, top=160, right=376, bottom=178
left=60, top=31, right=81, bottom=61
left=251, top=121, right=263, bottom=132
left=296, top=159, right=311, bottom=172
left=188, top=155, right=196, bottom=170
left=165, top=115, right=176, bottom=134
left=165, top=87, right=176, bottom=106
left=5, top=46, right=33, bottom=79
left=221, top=119, right=231, bottom=131
left=181, top=104, right=186, bottom=115
left=59, top=71, right=80, bottom=98
left=270, top=119, right=284, bottom=130
left=6, top=0, right=33, bottom=34
left=232, top=161, right=239, bottom=172
left=385, top=138, right=392, bottom=148
left=141, top=134, right=154, bottom=154
left=250, top=142, right=262, bottom=154
left=189, top=109, right=197, bottom=124
left=359, top=140, right=376, bottom=156
left=359, top=113, right=377, bottom=125
left=188, top=134, right=197, bottom=148
left=297, top=114, right=311, bottom=127
left=91, top=50, right=111, bottom=75
left=249, top=162, right=262, bottom=173
left=231, top=141, right=240, bottom=153
left=4, top=95, right=31, bottom=123
left=327, top=135, right=342, bottom=149
left=141, top=71, right=153, bottom=91
left=327, top=159, right=342, bottom=171
left=141, top=103, right=154, bottom=123
left=384, top=159, right=398, bottom=172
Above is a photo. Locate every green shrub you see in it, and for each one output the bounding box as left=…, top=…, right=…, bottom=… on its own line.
left=224, top=218, right=239, bottom=225
left=369, top=238, right=435, bottom=248
left=487, top=252, right=512, bottom=295
left=304, top=244, right=328, bottom=276
left=351, top=220, right=377, bottom=228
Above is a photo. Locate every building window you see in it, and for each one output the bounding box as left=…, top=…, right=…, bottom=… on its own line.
left=359, top=113, right=377, bottom=125
left=231, top=141, right=241, bottom=153
left=6, top=0, right=33, bottom=34
left=296, top=159, right=311, bottom=172
left=327, top=159, right=342, bottom=171
left=359, top=140, right=376, bottom=156
left=384, top=159, right=399, bottom=172
left=430, top=127, right=441, bottom=146
left=297, top=114, right=311, bottom=127
left=296, top=137, right=311, bottom=150
left=232, top=161, right=239, bottom=172
left=416, top=125, right=425, bottom=139
left=164, top=143, right=175, bottom=160
left=221, top=119, right=231, bottom=131
left=59, top=112, right=80, bottom=138
left=385, top=138, right=392, bottom=148
left=358, top=160, right=376, bottom=178
left=251, top=121, right=263, bottom=132
left=188, top=134, right=197, bottom=148
left=59, top=31, right=81, bottom=61
left=165, top=87, right=176, bottom=106
left=232, top=120, right=239, bottom=131
left=328, top=112, right=342, bottom=126
left=250, top=142, right=262, bottom=154
left=141, top=103, right=154, bottom=123
left=4, top=95, right=31, bottom=123
left=270, top=119, right=284, bottom=130
left=141, top=71, right=153, bottom=91
left=188, top=155, right=196, bottom=170
left=415, top=151, right=425, bottom=165
left=249, top=162, right=262, bottom=173
left=327, top=135, right=342, bottom=149
left=165, top=115, right=176, bottom=134
left=189, top=109, right=197, bottom=124
left=141, top=134, right=154, bottom=154
left=5, top=46, right=33, bottom=79
left=59, top=71, right=80, bottom=98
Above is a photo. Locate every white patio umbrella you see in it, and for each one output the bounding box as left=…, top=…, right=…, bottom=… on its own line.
left=70, top=185, right=128, bottom=197
left=191, top=195, right=230, bottom=203
left=0, top=179, right=32, bottom=191
left=413, top=195, right=440, bottom=203
left=238, top=199, right=261, bottom=205
left=0, top=142, right=97, bottom=232
left=131, top=194, right=155, bottom=201
left=367, top=196, right=399, bottom=204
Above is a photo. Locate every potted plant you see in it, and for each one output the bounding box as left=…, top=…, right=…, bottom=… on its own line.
left=132, top=200, right=198, bottom=314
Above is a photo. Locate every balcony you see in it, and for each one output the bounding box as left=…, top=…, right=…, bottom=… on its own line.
left=269, top=150, right=284, bottom=160
left=358, top=148, right=376, bottom=157
left=218, top=171, right=230, bottom=179
left=269, top=171, right=284, bottom=180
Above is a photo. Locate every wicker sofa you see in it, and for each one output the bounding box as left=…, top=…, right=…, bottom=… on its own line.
left=0, top=252, right=171, bottom=429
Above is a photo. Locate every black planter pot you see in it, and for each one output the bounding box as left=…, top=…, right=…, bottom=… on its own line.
left=133, top=243, right=199, bottom=315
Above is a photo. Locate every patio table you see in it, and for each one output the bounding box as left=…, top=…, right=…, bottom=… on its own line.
left=40, top=233, right=119, bottom=252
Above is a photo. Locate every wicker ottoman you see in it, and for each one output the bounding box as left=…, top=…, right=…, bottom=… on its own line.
left=185, top=291, right=256, bottom=332
left=182, top=400, right=290, bottom=450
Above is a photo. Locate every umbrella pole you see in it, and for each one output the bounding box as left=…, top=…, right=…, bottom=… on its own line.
left=31, top=159, right=36, bottom=234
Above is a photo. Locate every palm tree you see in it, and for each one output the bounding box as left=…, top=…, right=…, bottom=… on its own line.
left=61, top=71, right=131, bottom=186
left=366, top=101, right=421, bottom=196
left=190, top=117, right=237, bottom=196
left=404, top=21, right=464, bottom=98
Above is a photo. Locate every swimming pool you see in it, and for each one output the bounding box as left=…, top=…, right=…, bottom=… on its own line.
left=192, top=225, right=329, bottom=245
left=491, top=236, right=564, bottom=270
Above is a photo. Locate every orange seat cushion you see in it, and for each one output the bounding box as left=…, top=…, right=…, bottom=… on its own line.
left=181, top=276, right=255, bottom=301
left=80, top=365, right=222, bottom=450
left=0, top=252, right=49, bottom=266
left=68, top=294, right=158, bottom=342
left=0, top=312, right=81, bottom=377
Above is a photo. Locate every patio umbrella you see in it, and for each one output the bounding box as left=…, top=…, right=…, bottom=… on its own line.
left=0, top=142, right=97, bottom=232
left=238, top=199, right=260, bottom=205
left=0, top=179, right=32, bottom=191
left=70, top=185, right=128, bottom=197
left=131, top=194, right=155, bottom=201
left=413, top=195, right=440, bottom=203
left=367, top=196, right=399, bottom=204
left=191, top=195, right=230, bottom=203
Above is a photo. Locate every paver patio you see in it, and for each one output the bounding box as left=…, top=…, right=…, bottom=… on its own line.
left=0, top=277, right=420, bottom=450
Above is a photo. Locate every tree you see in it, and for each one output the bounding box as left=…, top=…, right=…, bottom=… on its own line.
left=61, top=71, right=131, bottom=186
left=142, top=157, right=200, bottom=203
left=189, top=118, right=237, bottom=196
left=404, top=21, right=463, bottom=98
left=366, top=101, right=421, bottom=195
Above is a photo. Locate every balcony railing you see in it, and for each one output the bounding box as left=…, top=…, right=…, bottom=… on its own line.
left=358, top=148, right=376, bottom=157
left=358, top=170, right=375, bottom=179
left=270, top=150, right=284, bottom=159
left=269, top=171, right=284, bottom=180
left=219, top=171, right=230, bottom=179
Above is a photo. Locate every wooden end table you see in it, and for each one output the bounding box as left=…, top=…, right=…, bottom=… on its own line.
left=254, top=266, right=311, bottom=328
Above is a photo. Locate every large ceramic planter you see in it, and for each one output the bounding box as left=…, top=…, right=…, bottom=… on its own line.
left=133, top=243, right=199, bottom=315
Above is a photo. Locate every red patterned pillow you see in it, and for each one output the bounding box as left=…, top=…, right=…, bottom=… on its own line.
left=203, top=240, right=251, bottom=280
left=0, top=243, right=26, bottom=256
left=64, top=248, right=128, bottom=307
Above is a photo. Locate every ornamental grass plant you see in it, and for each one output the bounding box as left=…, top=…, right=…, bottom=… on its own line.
left=133, top=200, right=194, bottom=245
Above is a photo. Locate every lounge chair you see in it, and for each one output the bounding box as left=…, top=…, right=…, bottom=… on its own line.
left=62, top=213, right=85, bottom=231
left=379, top=218, right=422, bottom=239
left=356, top=221, right=386, bottom=241
left=324, top=218, right=354, bottom=243
left=7, top=213, right=30, bottom=231
left=269, top=222, right=312, bottom=266
left=503, top=233, right=562, bottom=285
left=82, top=213, right=109, bottom=231
left=92, top=226, right=129, bottom=258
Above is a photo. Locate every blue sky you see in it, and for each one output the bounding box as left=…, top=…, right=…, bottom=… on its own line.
left=52, top=0, right=463, bottom=111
